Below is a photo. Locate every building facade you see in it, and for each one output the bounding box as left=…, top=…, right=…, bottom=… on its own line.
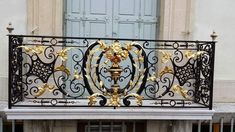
left=0, top=0, right=235, bottom=132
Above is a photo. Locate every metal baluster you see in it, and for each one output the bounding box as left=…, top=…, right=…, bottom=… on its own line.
left=122, top=121, right=125, bottom=132
left=133, top=121, right=136, bottom=132
left=87, top=121, right=90, bottom=132
left=0, top=117, right=2, bottom=132
left=231, top=118, right=234, bottom=132
left=198, top=120, right=201, bottom=132
left=209, top=120, right=213, bottom=132
left=111, top=122, right=113, bottom=132
left=99, top=121, right=102, bottom=132
left=220, top=118, right=224, bottom=132
left=12, top=120, right=15, bottom=132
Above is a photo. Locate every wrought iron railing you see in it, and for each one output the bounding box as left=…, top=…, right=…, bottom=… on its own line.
left=8, top=35, right=215, bottom=109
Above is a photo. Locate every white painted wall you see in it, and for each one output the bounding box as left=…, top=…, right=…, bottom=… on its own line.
left=193, top=0, right=235, bottom=80
left=193, top=0, right=235, bottom=102
left=0, top=0, right=26, bottom=100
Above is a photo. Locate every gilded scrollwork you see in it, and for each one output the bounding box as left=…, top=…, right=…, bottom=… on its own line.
left=9, top=35, right=215, bottom=108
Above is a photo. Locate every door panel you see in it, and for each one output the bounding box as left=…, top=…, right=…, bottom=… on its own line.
left=118, top=0, right=136, bottom=15
left=113, top=0, right=140, bottom=38
left=71, top=0, right=80, bottom=13
left=90, top=0, right=107, bottom=15
left=65, top=0, right=84, bottom=37
left=117, top=22, right=136, bottom=38
left=89, top=22, right=107, bottom=37
left=140, top=0, right=158, bottom=39
left=84, top=0, right=112, bottom=37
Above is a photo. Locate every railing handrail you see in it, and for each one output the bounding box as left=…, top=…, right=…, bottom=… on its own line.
left=8, top=34, right=215, bottom=43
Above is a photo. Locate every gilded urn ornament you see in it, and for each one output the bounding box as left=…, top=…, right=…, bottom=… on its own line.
left=87, top=41, right=144, bottom=107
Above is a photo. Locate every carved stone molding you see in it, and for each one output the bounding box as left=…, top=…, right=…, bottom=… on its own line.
left=27, top=0, right=63, bottom=35
left=159, top=0, right=194, bottom=40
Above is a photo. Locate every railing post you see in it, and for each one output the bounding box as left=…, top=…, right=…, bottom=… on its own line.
left=209, top=42, right=215, bottom=110
left=8, top=35, right=12, bottom=109
left=195, top=41, right=201, bottom=106
left=209, top=31, right=217, bottom=110
left=7, top=22, right=14, bottom=109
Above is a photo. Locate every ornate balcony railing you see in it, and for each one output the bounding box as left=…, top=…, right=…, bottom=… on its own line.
left=8, top=35, right=215, bottom=109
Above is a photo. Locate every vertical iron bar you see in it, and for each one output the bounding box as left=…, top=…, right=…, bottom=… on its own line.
left=99, top=121, right=102, bottom=132
left=198, top=120, right=201, bottom=132
left=0, top=117, right=2, bottom=132
left=18, top=37, right=23, bottom=102
left=8, top=35, right=12, bottom=109
left=122, top=121, right=125, bottom=132
left=220, top=118, right=224, bottom=132
left=209, top=42, right=216, bottom=110
left=12, top=120, right=15, bottom=132
left=231, top=118, right=234, bottom=132
left=133, top=121, right=136, bottom=132
left=209, top=120, right=213, bottom=132
left=195, top=43, right=201, bottom=106
left=111, top=121, right=113, bottom=132
left=87, top=121, right=90, bottom=132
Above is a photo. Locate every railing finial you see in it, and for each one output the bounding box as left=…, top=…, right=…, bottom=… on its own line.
left=210, top=31, right=218, bottom=42
left=6, top=22, right=14, bottom=34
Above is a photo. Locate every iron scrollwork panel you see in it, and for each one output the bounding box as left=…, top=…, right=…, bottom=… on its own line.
left=8, top=35, right=215, bottom=108
left=9, top=36, right=24, bottom=106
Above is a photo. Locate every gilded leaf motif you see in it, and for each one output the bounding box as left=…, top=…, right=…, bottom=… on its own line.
left=54, top=65, right=70, bottom=75
left=159, top=66, right=174, bottom=76
left=160, top=51, right=172, bottom=63
left=56, top=48, right=72, bottom=61
left=171, top=85, right=190, bottom=99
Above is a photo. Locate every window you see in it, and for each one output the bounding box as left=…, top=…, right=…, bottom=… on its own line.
left=192, top=119, right=235, bottom=132
left=2, top=120, right=23, bottom=132
left=77, top=121, right=146, bottom=132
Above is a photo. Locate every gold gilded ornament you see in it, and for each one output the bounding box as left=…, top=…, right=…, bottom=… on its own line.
left=87, top=41, right=145, bottom=107
left=109, top=87, right=121, bottom=107
left=134, top=56, right=144, bottom=62
left=160, top=51, right=172, bottom=63
left=18, top=45, right=45, bottom=54
left=134, top=49, right=142, bottom=55
left=185, top=51, right=206, bottom=59
left=125, top=93, right=144, bottom=106
left=99, top=81, right=104, bottom=88
left=112, top=41, right=122, bottom=53
left=55, top=65, right=70, bottom=75
left=88, top=93, right=102, bottom=106
left=56, top=48, right=72, bottom=61
left=34, top=83, right=55, bottom=97
left=102, top=41, right=130, bottom=64
left=74, top=70, right=83, bottom=80
left=126, top=42, right=133, bottom=50
left=129, top=80, right=134, bottom=87
left=171, top=85, right=190, bottom=99
left=97, top=40, right=107, bottom=50
left=147, top=73, right=158, bottom=82
left=159, top=66, right=174, bottom=76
